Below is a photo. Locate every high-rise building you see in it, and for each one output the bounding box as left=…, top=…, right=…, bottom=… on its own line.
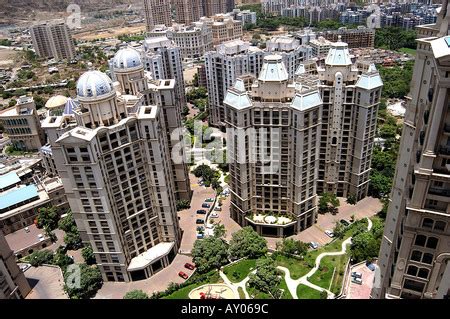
left=0, top=232, right=31, bottom=299
left=172, top=0, right=204, bottom=24
left=45, top=67, right=182, bottom=282
left=199, top=14, right=243, bottom=46
left=144, top=0, right=173, bottom=31
left=318, top=26, right=376, bottom=49
left=373, top=3, right=450, bottom=299
left=224, top=55, right=322, bottom=237
left=143, top=37, right=187, bottom=111
left=225, top=40, right=383, bottom=236
left=204, top=0, right=228, bottom=17
left=30, top=22, right=76, bottom=61
left=148, top=23, right=213, bottom=59
left=206, top=36, right=312, bottom=127
left=0, top=96, right=46, bottom=151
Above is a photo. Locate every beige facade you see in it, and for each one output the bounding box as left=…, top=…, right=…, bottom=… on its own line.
left=148, top=24, right=213, bottom=59
left=310, top=36, right=333, bottom=58
left=319, top=26, right=376, bottom=49
left=44, top=65, right=182, bottom=282
left=144, top=0, right=173, bottom=31
left=225, top=41, right=382, bottom=237
left=204, top=0, right=228, bottom=17
left=172, top=0, right=203, bottom=24
left=0, top=96, right=46, bottom=152
left=373, top=5, right=450, bottom=299
left=0, top=232, right=31, bottom=299
left=30, top=22, right=76, bottom=61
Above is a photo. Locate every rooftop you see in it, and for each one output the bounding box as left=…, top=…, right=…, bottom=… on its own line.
left=258, top=55, right=289, bottom=82
left=0, top=184, right=39, bottom=212
left=0, top=171, right=21, bottom=190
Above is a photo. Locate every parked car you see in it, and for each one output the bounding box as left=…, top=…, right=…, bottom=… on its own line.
left=196, top=226, right=204, bottom=232
left=202, top=203, right=211, bottom=208
left=210, top=212, right=219, bottom=218
left=196, top=209, right=207, bottom=214
left=340, top=219, right=350, bottom=227
left=19, top=264, right=31, bottom=272
left=325, top=230, right=334, bottom=238
left=184, top=263, right=195, bottom=270
left=351, top=277, right=362, bottom=285
left=196, top=233, right=204, bottom=239
left=351, top=271, right=362, bottom=279
left=367, top=263, right=376, bottom=271
left=309, top=242, right=319, bottom=249
left=178, top=271, right=189, bottom=280
left=205, top=198, right=214, bottom=202
left=196, top=219, right=204, bottom=224
left=214, top=206, right=222, bottom=211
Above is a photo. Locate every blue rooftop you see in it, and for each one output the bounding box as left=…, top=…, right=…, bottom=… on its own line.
left=0, top=185, right=39, bottom=211
left=0, top=172, right=21, bottom=190
left=445, top=37, right=450, bottom=47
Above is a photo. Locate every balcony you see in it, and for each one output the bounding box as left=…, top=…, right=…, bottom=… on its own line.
left=429, top=187, right=450, bottom=197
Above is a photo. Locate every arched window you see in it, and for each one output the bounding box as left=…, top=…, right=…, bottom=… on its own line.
left=414, top=235, right=427, bottom=247
left=407, top=265, right=418, bottom=276
left=422, top=253, right=433, bottom=264
left=426, top=237, right=438, bottom=249
left=418, top=268, right=429, bottom=279
left=422, top=218, right=433, bottom=229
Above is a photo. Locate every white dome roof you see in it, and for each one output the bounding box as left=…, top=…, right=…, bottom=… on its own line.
left=113, top=47, right=142, bottom=70
left=76, top=71, right=114, bottom=99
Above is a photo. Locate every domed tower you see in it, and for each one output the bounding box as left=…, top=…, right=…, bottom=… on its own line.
left=112, top=48, right=148, bottom=96
left=75, top=70, right=126, bottom=128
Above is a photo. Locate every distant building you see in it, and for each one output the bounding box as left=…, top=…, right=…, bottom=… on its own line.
left=232, top=8, right=257, bottom=25
left=318, top=27, right=375, bottom=49
left=144, top=0, right=172, bottom=31
left=199, top=14, right=244, bottom=46
left=172, top=0, right=203, bottom=25
left=0, top=96, right=46, bottom=152
left=0, top=232, right=31, bottom=299
left=309, top=36, right=333, bottom=58
left=30, top=22, right=76, bottom=61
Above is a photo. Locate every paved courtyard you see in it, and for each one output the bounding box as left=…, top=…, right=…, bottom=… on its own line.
left=345, top=261, right=377, bottom=299
left=265, top=197, right=383, bottom=250
left=95, top=254, right=195, bottom=299
left=25, top=265, right=67, bottom=299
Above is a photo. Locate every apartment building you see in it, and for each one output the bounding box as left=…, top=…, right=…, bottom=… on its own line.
left=111, top=47, right=191, bottom=201
left=44, top=68, right=182, bottom=282
left=204, top=0, right=228, bottom=17
left=225, top=40, right=383, bottom=236
left=231, top=8, right=257, bottom=25
left=224, top=55, right=322, bottom=237
left=206, top=36, right=311, bottom=127
left=148, top=23, right=213, bottom=59
left=310, top=36, right=333, bottom=58
left=144, top=0, right=172, bottom=31
left=143, top=37, right=187, bottom=110
left=373, top=4, right=450, bottom=299
left=172, top=0, right=203, bottom=24
left=319, top=26, right=376, bottom=49
left=0, top=232, right=31, bottom=299
left=0, top=96, right=46, bottom=151
left=30, top=22, right=76, bottom=61
left=199, top=15, right=243, bottom=46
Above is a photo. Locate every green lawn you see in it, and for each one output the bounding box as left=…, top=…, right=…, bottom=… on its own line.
left=296, top=284, right=322, bottom=299
left=246, top=285, right=271, bottom=299
left=279, top=278, right=292, bottom=299
left=307, top=253, right=349, bottom=294
left=223, top=258, right=257, bottom=283
left=162, top=271, right=222, bottom=299
left=238, top=287, right=246, bottom=299
left=273, top=254, right=312, bottom=279
left=399, top=47, right=416, bottom=56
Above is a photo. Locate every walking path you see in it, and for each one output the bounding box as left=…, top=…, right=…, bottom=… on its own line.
left=218, top=217, right=373, bottom=299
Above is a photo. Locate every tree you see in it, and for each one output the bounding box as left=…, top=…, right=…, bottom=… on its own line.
left=29, top=250, right=54, bottom=267
left=191, top=237, right=228, bottom=273
left=228, top=227, right=267, bottom=260
left=64, top=264, right=103, bottom=299
left=64, top=230, right=82, bottom=250
left=333, top=221, right=346, bottom=239
left=248, top=257, right=281, bottom=299
left=53, top=249, right=74, bottom=270
left=58, top=212, right=75, bottom=232
left=346, top=194, right=357, bottom=205
left=37, top=206, right=59, bottom=231
left=276, top=238, right=308, bottom=256
left=350, top=220, right=384, bottom=263
left=176, top=199, right=191, bottom=211
left=213, top=222, right=226, bottom=238
left=59, top=212, right=83, bottom=249
left=318, top=192, right=340, bottom=214
left=82, top=245, right=96, bottom=265
left=123, top=290, right=149, bottom=299
left=8, top=99, right=16, bottom=107
left=320, top=290, right=328, bottom=299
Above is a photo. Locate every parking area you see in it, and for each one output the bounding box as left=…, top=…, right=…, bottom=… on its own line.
left=345, top=261, right=377, bottom=299
left=95, top=254, right=195, bottom=299
left=25, top=265, right=67, bottom=299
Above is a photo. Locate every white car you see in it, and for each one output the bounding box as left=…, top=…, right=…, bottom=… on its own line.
left=210, top=212, right=219, bottom=218
left=325, top=230, right=334, bottom=238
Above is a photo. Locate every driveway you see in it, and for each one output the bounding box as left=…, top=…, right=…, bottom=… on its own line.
left=25, top=265, right=67, bottom=299
left=345, top=261, right=377, bottom=299
left=95, top=254, right=195, bottom=299
left=210, top=196, right=241, bottom=242
left=178, top=174, right=216, bottom=253
left=266, top=197, right=382, bottom=250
